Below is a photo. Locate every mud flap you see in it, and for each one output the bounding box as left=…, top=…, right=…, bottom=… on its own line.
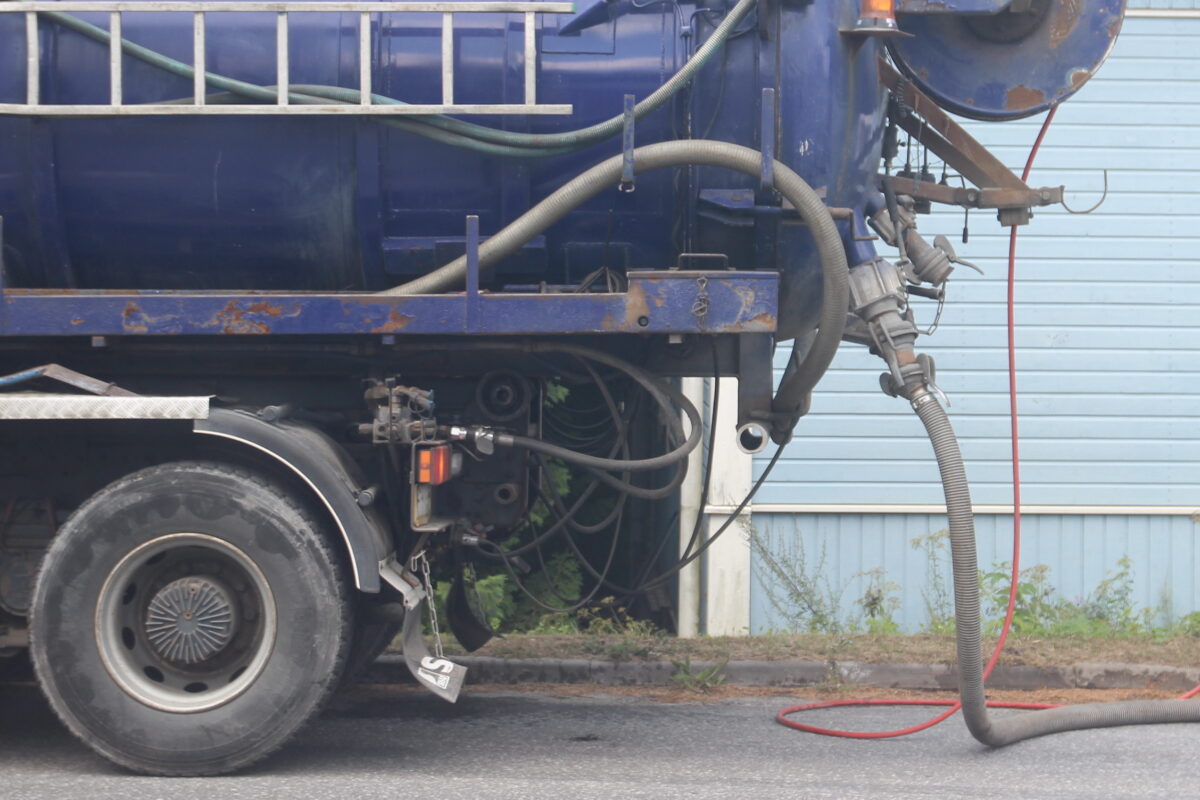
left=400, top=598, right=467, bottom=703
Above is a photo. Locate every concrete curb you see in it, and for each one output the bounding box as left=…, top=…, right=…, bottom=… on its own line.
left=367, top=655, right=1200, bottom=692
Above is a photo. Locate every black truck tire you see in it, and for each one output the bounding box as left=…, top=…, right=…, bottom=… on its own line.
left=29, top=461, right=353, bottom=776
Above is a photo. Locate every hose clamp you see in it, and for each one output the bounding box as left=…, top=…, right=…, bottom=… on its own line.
left=909, top=389, right=936, bottom=411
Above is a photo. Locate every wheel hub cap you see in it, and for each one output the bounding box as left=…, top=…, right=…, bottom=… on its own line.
left=144, top=577, right=235, bottom=664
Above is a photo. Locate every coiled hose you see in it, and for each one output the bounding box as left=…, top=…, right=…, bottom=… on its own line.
left=380, top=140, right=850, bottom=435
left=910, top=385, right=1200, bottom=746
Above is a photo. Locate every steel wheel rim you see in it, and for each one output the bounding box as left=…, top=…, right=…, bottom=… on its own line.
left=95, top=532, right=277, bottom=713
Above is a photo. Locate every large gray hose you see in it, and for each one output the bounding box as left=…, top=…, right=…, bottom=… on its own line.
left=380, top=140, right=850, bottom=430
left=909, top=386, right=1200, bottom=746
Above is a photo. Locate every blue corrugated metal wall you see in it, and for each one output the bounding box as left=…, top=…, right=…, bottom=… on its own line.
left=750, top=514, right=1200, bottom=632
left=750, top=11, right=1200, bottom=632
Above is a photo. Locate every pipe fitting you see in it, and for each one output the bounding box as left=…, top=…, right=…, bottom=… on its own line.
left=848, top=258, right=921, bottom=376
left=903, top=228, right=955, bottom=286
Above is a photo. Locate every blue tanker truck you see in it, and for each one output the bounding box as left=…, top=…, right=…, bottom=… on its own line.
left=1, top=0, right=1194, bottom=775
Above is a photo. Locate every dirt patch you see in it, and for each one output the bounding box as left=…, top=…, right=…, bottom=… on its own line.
left=430, top=632, right=1199, bottom=671
left=360, top=682, right=1183, bottom=707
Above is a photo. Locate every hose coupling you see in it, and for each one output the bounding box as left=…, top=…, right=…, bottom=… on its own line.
left=848, top=258, right=920, bottom=382
left=903, top=229, right=955, bottom=286
left=907, top=385, right=937, bottom=411
left=444, top=424, right=501, bottom=455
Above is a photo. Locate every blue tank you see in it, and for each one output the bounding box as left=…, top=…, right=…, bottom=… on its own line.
left=0, top=0, right=886, bottom=339
left=0, top=1, right=1123, bottom=341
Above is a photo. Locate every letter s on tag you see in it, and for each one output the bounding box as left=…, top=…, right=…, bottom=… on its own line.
left=421, top=656, right=454, bottom=675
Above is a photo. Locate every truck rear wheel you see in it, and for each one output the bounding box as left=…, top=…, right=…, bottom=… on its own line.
left=29, top=461, right=353, bottom=775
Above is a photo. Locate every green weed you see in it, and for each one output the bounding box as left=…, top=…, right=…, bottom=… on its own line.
left=669, top=656, right=728, bottom=692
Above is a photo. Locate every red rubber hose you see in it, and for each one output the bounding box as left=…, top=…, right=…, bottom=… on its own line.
left=778, top=107, right=1200, bottom=740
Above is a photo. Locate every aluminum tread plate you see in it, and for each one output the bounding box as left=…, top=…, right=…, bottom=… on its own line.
left=0, top=394, right=210, bottom=420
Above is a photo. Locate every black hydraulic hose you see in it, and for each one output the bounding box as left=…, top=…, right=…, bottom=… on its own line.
left=909, top=386, right=1200, bottom=746
left=392, top=140, right=850, bottom=433
left=469, top=342, right=699, bottom=474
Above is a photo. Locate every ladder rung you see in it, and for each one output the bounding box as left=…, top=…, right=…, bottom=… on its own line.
left=26, top=12, right=38, bottom=105
left=109, top=11, right=122, bottom=104
left=193, top=11, right=205, bottom=106
left=276, top=11, right=287, bottom=105
left=359, top=11, right=371, bottom=105
left=442, top=12, right=453, bottom=106
left=6, top=1, right=576, bottom=117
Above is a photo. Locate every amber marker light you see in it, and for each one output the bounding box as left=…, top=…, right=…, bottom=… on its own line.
left=860, top=0, right=896, bottom=20
left=416, top=444, right=453, bottom=485
left=854, top=0, right=902, bottom=34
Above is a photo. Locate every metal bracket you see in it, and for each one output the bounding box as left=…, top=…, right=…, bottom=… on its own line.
left=737, top=333, right=774, bottom=430
left=620, top=93, right=636, bottom=193
left=759, top=87, right=776, bottom=194
left=878, top=58, right=1060, bottom=225
left=754, top=87, right=781, bottom=271
left=379, top=556, right=428, bottom=610
left=675, top=253, right=730, bottom=271
left=465, top=214, right=480, bottom=331
left=878, top=174, right=1063, bottom=212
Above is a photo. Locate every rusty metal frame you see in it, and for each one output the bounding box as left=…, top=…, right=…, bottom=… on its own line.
left=878, top=58, right=1063, bottom=222
left=0, top=270, right=778, bottom=337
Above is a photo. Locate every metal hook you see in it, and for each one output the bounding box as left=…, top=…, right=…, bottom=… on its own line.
left=1061, top=169, right=1108, bottom=214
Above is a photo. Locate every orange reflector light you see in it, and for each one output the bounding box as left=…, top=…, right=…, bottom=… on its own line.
left=416, top=444, right=453, bottom=485
left=860, top=0, right=895, bottom=20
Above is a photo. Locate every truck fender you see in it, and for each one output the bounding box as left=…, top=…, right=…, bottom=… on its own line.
left=194, top=408, right=388, bottom=592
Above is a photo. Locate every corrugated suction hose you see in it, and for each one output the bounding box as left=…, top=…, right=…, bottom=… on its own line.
left=379, top=140, right=851, bottom=435
left=910, top=385, right=1200, bottom=745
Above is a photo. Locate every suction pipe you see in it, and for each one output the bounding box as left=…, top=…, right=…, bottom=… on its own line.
left=908, top=383, right=1200, bottom=745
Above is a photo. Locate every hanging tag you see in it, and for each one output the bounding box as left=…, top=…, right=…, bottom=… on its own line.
left=401, top=598, right=467, bottom=703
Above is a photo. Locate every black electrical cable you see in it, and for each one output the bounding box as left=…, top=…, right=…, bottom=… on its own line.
left=480, top=344, right=699, bottom=597
left=483, top=385, right=640, bottom=558
left=523, top=340, right=729, bottom=598
left=637, top=443, right=783, bottom=593
left=543, top=412, right=619, bottom=435
left=477, top=511, right=623, bottom=614
left=541, top=363, right=685, bottom=501
left=633, top=341, right=720, bottom=587
left=530, top=363, right=632, bottom=536
left=555, top=358, right=632, bottom=534
left=541, top=441, right=785, bottom=598
left=453, top=342, right=697, bottom=497
left=494, top=348, right=697, bottom=474
left=533, top=468, right=627, bottom=538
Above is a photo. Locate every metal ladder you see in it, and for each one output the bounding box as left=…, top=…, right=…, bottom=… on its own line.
left=1, top=1, right=575, bottom=116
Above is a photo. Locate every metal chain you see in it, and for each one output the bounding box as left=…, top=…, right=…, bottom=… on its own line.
left=420, top=554, right=444, bottom=662
left=413, top=551, right=444, bottom=659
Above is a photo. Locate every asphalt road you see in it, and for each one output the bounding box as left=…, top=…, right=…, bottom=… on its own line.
left=2, top=680, right=1197, bottom=799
